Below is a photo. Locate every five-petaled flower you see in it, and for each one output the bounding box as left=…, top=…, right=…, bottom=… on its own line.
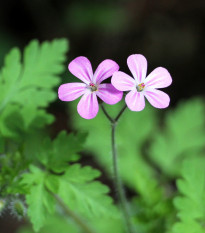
left=111, top=54, right=172, bottom=111
left=58, top=56, right=123, bottom=119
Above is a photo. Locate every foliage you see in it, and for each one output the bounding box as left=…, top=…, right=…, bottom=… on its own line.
left=70, top=101, right=160, bottom=196
left=17, top=215, right=79, bottom=233
left=149, top=98, right=205, bottom=177
left=0, top=40, right=205, bottom=233
left=34, top=131, right=86, bottom=173
left=70, top=98, right=205, bottom=233
left=21, top=162, right=118, bottom=231
left=70, top=100, right=165, bottom=213
left=0, top=39, right=68, bottom=140
left=171, top=157, right=205, bottom=233
left=57, top=164, right=118, bottom=218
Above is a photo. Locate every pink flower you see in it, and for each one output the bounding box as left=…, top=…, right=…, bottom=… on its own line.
left=111, top=54, right=172, bottom=111
left=58, top=56, right=123, bottom=119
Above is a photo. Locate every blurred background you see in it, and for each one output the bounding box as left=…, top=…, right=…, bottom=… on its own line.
left=1, top=0, right=205, bottom=103
left=0, top=0, right=205, bottom=232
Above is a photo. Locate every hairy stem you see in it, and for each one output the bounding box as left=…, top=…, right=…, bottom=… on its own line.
left=101, top=104, right=135, bottom=233
left=54, top=195, right=98, bottom=233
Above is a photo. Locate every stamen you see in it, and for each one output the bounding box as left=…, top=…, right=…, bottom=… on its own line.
left=89, top=83, right=98, bottom=92
left=137, top=83, right=145, bottom=92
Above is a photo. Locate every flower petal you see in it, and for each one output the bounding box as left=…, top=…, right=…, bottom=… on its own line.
left=68, top=56, right=93, bottom=84
left=144, top=88, right=170, bottom=108
left=145, top=67, right=172, bottom=88
left=127, top=54, right=147, bottom=83
left=96, top=83, right=123, bottom=105
left=125, top=90, right=145, bottom=111
left=93, top=59, right=119, bottom=84
left=58, top=83, right=86, bottom=101
left=111, top=71, right=135, bottom=91
left=77, top=93, right=99, bottom=119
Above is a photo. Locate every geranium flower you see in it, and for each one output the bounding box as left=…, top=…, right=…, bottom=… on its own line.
left=111, top=54, right=172, bottom=111
left=58, top=56, right=123, bottom=119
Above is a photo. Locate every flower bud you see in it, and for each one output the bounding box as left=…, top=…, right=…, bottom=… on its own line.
left=0, top=198, right=7, bottom=215
left=9, top=199, right=26, bottom=220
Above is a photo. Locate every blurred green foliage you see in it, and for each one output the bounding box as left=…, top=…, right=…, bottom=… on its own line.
left=70, top=96, right=205, bottom=233
left=171, top=157, right=205, bottom=233
left=149, top=98, right=205, bottom=177
left=0, top=40, right=205, bottom=233
left=70, top=100, right=160, bottom=202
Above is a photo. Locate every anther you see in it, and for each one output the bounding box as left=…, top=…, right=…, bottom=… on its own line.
left=89, top=83, right=98, bottom=92
left=137, top=83, right=145, bottom=92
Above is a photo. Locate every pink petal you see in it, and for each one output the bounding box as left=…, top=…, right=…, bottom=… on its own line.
left=93, top=59, right=119, bottom=84
left=145, top=67, right=172, bottom=88
left=125, top=90, right=145, bottom=111
left=144, top=88, right=170, bottom=109
left=58, top=83, right=86, bottom=101
left=96, top=83, right=123, bottom=105
left=111, top=71, right=135, bottom=91
left=77, top=93, right=99, bottom=119
left=127, top=54, right=147, bottom=84
left=68, top=56, right=93, bottom=84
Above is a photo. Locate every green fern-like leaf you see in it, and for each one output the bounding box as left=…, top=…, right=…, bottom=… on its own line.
left=35, top=131, right=86, bottom=172
left=58, top=164, right=119, bottom=218
left=0, top=39, right=68, bottom=138
left=149, top=98, right=205, bottom=177
left=21, top=165, right=56, bottom=232
left=17, top=215, right=80, bottom=233
left=171, top=157, right=205, bottom=233
left=22, top=163, right=118, bottom=231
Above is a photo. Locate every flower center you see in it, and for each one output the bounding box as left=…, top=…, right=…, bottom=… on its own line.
left=137, top=83, right=145, bottom=92
left=89, top=83, right=98, bottom=92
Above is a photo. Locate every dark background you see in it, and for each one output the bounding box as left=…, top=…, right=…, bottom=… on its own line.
left=0, top=0, right=205, bottom=232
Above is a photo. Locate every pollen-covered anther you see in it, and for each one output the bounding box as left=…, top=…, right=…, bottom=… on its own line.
left=137, top=83, right=145, bottom=92
left=89, top=83, right=98, bottom=92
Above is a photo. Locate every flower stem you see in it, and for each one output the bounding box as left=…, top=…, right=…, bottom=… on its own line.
left=101, top=104, right=136, bottom=233
left=100, top=104, right=114, bottom=123
left=54, top=195, right=98, bottom=233
left=111, top=122, right=135, bottom=233
left=114, top=104, right=127, bottom=122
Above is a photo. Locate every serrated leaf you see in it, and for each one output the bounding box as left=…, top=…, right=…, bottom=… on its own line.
left=22, top=165, right=56, bottom=232
left=53, top=131, right=87, bottom=158
left=58, top=164, right=118, bottom=218
left=50, top=131, right=86, bottom=169
left=172, top=220, right=204, bottom=233
left=17, top=215, right=80, bottom=233
left=21, top=165, right=44, bottom=185
left=171, top=157, right=205, bottom=233
left=27, top=183, right=48, bottom=232
left=36, top=131, right=86, bottom=172
left=0, top=105, right=54, bottom=141
left=149, top=98, right=205, bottom=177
left=0, top=39, right=68, bottom=138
